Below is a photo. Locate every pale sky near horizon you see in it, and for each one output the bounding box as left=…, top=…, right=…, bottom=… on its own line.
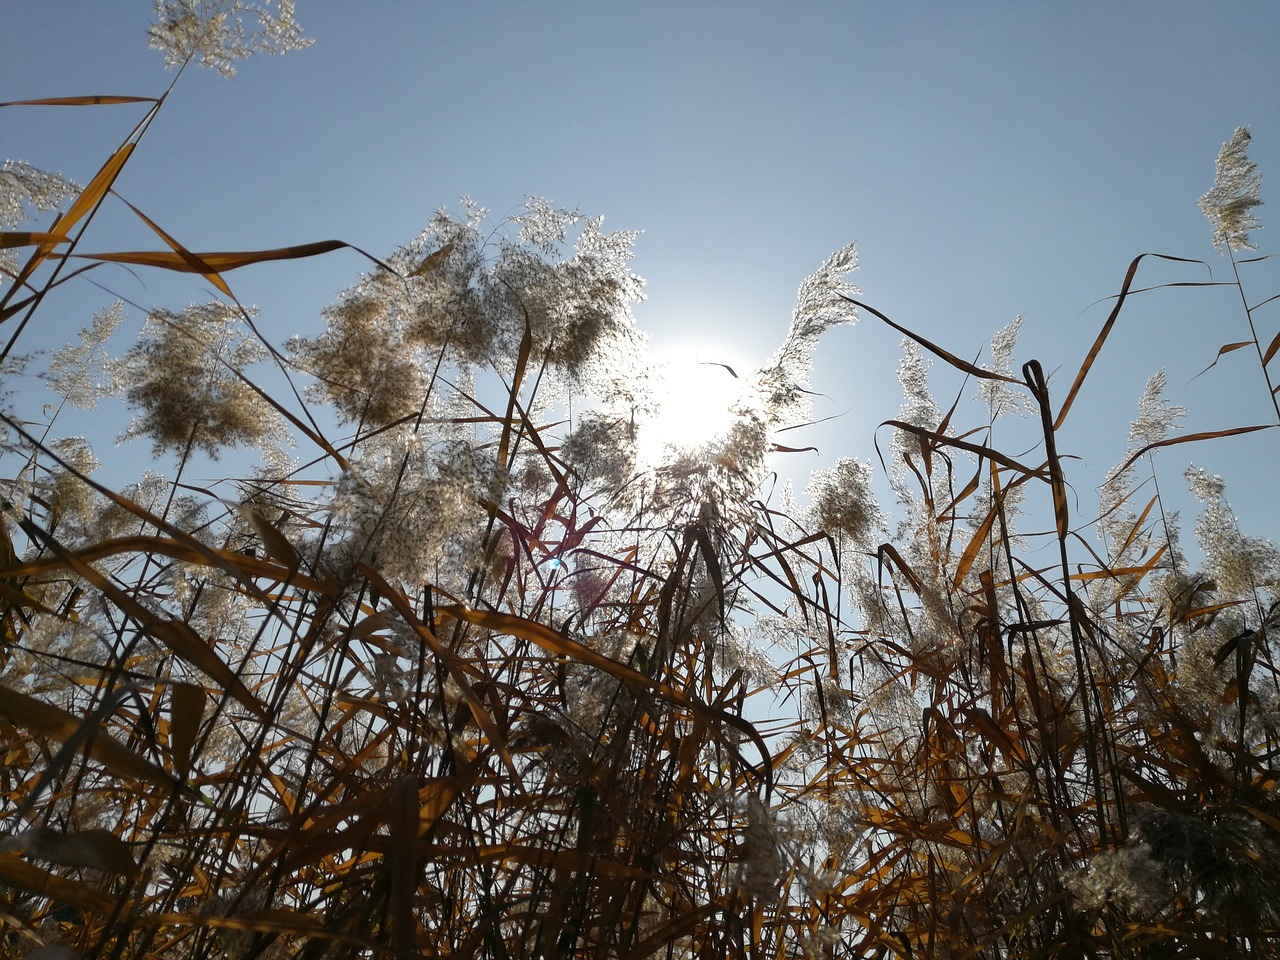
left=4, top=2, right=1279, bottom=553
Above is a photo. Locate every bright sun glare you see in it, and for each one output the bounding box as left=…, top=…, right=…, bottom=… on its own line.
left=640, top=353, right=747, bottom=464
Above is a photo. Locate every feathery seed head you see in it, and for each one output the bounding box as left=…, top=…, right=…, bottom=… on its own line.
left=0, top=160, right=81, bottom=282
left=1129, top=369, right=1186, bottom=448
left=978, top=316, right=1030, bottom=419
left=149, top=0, right=311, bottom=77
left=562, top=411, right=636, bottom=492
left=1186, top=464, right=1279, bottom=600
left=1199, top=127, right=1263, bottom=253
left=807, top=457, right=883, bottom=548
left=291, top=287, right=426, bottom=428
left=47, top=302, right=124, bottom=410
left=0, top=160, right=81, bottom=229
left=120, top=302, right=283, bottom=458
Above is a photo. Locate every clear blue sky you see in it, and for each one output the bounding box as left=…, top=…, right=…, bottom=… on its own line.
left=4, top=2, right=1279, bottom=543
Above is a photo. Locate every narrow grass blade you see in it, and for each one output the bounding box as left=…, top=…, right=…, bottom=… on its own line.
left=952, top=498, right=1000, bottom=590
left=48, top=143, right=135, bottom=244
left=1262, top=329, right=1280, bottom=367
left=0, top=854, right=118, bottom=915
left=75, top=238, right=391, bottom=277
left=167, top=681, right=205, bottom=781
left=0, top=95, right=158, bottom=106
left=0, top=685, right=184, bottom=792
left=22, top=525, right=269, bottom=722
left=844, top=295, right=1020, bottom=383
left=1195, top=340, right=1255, bottom=378
left=881, top=420, right=1046, bottom=480
left=0, top=532, right=323, bottom=591
left=111, top=192, right=234, bottom=297
left=0, top=232, right=69, bottom=249
left=1110, top=424, right=1276, bottom=477
left=410, top=241, right=454, bottom=275
left=1053, top=253, right=1205, bottom=431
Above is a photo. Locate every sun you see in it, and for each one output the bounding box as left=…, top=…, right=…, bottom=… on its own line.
left=639, top=351, right=748, bottom=464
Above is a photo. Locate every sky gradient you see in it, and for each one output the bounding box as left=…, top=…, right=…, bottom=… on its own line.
left=4, top=1, right=1279, bottom=544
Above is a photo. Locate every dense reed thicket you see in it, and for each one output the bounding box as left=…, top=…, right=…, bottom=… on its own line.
left=2, top=5, right=1279, bottom=958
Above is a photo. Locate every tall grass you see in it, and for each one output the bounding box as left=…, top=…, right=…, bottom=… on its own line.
left=2, top=8, right=1279, bottom=959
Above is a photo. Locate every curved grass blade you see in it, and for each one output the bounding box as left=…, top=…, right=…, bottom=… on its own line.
left=952, top=497, right=1000, bottom=591
left=0, top=533, right=326, bottom=592
left=16, top=520, right=269, bottom=722
left=357, top=565, right=519, bottom=779
left=1053, top=253, right=1206, bottom=431
left=111, top=191, right=235, bottom=297
left=0, top=685, right=186, bottom=793
left=1025, top=359, right=1069, bottom=539
left=1109, top=423, right=1277, bottom=477
left=238, top=506, right=301, bottom=578
left=0, top=261, right=102, bottom=321
left=0, top=854, right=117, bottom=916
left=880, top=420, right=1046, bottom=481
left=843, top=295, right=1019, bottom=383
left=74, top=238, right=392, bottom=277
left=4, top=826, right=138, bottom=878
left=1194, top=340, right=1255, bottom=379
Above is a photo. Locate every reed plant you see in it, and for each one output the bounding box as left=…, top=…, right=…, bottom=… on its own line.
left=2, top=5, right=1278, bottom=958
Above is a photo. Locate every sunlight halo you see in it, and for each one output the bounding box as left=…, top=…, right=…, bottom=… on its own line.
left=637, top=351, right=748, bottom=465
